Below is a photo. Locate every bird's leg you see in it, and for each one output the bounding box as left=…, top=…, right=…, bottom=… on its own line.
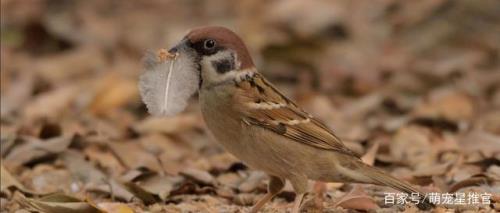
left=291, top=193, right=305, bottom=213
left=313, top=181, right=326, bottom=210
left=250, top=176, right=284, bottom=213
left=289, top=175, right=308, bottom=213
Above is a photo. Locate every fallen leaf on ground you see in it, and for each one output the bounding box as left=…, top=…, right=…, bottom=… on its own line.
left=97, top=202, right=134, bottom=213
left=29, top=165, right=72, bottom=194
left=5, top=135, right=74, bottom=168
left=108, top=141, right=162, bottom=172
left=0, top=133, right=17, bottom=157
left=413, top=90, right=474, bottom=122
left=361, top=140, right=380, bottom=166
left=16, top=193, right=103, bottom=213
left=135, top=175, right=183, bottom=201
left=1, top=163, right=37, bottom=194
left=122, top=182, right=157, bottom=205
left=333, top=185, right=379, bottom=210
left=448, top=174, right=496, bottom=193
left=132, top=114, right=201, bottom=135
left=391, top=126, right=436, bottom=168
left=180, top=168, right=216, bottom=186
left=84, top=144, right=126, bottom=177
left=23, top=85, right=79, bottom=121
left=88, top=73, right=138, bottom=115
left=60, top=150, right=134, bottom=201
left=0, top=71, right=33, bottom=118
left=34, top=47, right=106, bottom=83
left=238, top=171, right=266, bottom=193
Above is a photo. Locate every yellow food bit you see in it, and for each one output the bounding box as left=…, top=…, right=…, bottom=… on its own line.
left=157, top=48, right=176, bottom=62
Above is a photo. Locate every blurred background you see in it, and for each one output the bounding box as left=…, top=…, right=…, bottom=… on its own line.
left=1, top=0, right=499, bottom=212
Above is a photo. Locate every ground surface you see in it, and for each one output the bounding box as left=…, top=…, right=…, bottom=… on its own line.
left=1, top=0, right=499, bottom=212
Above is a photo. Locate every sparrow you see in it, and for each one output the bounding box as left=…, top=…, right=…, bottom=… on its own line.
left=167, top=26, right=433, bottom=212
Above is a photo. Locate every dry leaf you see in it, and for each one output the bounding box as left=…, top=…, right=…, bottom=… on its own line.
left=34, top=47, right=106, bottom=83
left=84, top=145, right=126, bottom=177
left=180, top=168, right=216, bottom=186
left=413, top=90, right=474, bottom=122
left=391, top=126, right=436, bottom=167
left=23, top=85, right=79, bottom=121
left=0, top=133, right=17, bottom=157
left=449, top=174, right=496, bottom=193
left=88, top=73, right=139, bottom=115
left=120, top=167, right=157, bottom=182
left=460, top=130, right=500, bottom=156
left=361, top=141, right=380, bottom=166
left=5, top=135, right=74, bottom=168
left=30, top=165, right=72, bottom=194
left=108, top=141, right=162, bottom=172
left=122, top=182, right=157, bottom=205
left=238, top=171, right=266, bottom=193
left=60, top=150, right=134, bottom=201
left=0, top=71, right=33, bottom=117
left=1, top=163, right=35, bottom=194
left=133, top=114, right=201, bottom=135
left=233, top=193, right=257, bottom=206
left=139, top=134, right=189, bottom=174
left=16, top=193, right=103, bottom=213
left=216, top=173, right=241, bottom=189
left=97, top=202, right=134, bottom=213
left=135, top=175, right=181, bottom=201
left=333, top=185, right=379, bottom=210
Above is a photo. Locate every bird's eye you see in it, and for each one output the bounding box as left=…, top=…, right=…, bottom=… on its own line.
left=203, top=39, right=216, bottom=49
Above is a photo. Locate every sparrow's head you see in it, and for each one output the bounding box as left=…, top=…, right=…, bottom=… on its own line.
left=169, top=26, right=255, bottom=88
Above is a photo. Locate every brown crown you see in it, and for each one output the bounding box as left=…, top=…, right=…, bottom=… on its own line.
left=186, top=26, right=254, bottom=69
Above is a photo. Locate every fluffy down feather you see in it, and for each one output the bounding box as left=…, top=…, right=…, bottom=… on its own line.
left=138, top=50, right=199, bottom=116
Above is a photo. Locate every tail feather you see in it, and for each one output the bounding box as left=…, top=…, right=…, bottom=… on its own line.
left=356, top=162, right=434, bottom=210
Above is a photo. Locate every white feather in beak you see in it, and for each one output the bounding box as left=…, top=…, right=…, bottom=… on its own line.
left=138, top=49, right=199, bottom=116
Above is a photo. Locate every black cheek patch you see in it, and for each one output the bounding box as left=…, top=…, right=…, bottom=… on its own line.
left=212, top=58, right=235, bottom=74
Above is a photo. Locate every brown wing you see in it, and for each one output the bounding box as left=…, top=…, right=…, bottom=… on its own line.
left=233, top=73, right=360, bottom=158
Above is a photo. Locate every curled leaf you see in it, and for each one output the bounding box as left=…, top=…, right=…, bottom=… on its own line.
left=97, top=202, right=134, bottom=213
left=1, top=163, right=36, bottom=194
left=16, top=193, right=103, bottom=213
left=5, top=135, right=73, bottom=168
left=334, top=185, right=379, bottom=210
left=449, top=174, right=496, bottom=193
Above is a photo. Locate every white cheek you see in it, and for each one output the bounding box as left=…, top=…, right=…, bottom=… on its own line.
left=199, top=51, right=258, bottom=88
left=200, top=50, right=239, bottom=83
left=200, top=57, right=219, bottom=81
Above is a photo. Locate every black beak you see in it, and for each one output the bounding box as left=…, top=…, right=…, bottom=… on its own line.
left=168, top=38, right=188, bottom=54
left=168, top=46, right=178, bottom=54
